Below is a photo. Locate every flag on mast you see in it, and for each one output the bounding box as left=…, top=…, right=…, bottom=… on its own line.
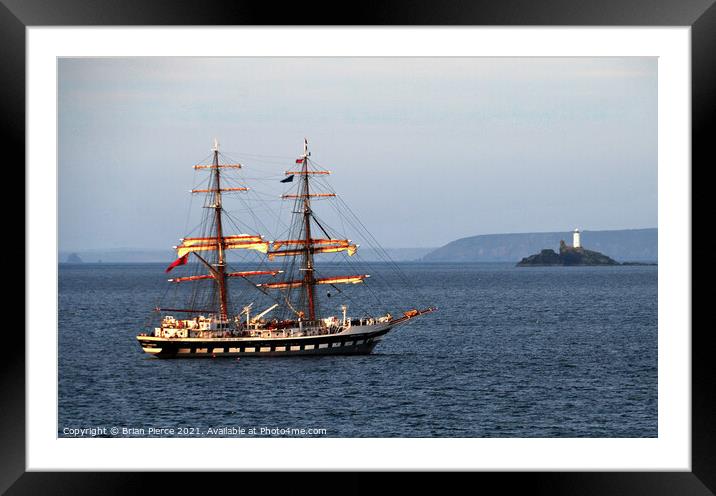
left=165, top=254, right=189, bottom=273
left=295, top=138, right=310, bottom=163
left=281, top=175, right=295, bottom=183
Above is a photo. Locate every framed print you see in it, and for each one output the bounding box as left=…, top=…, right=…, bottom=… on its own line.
left=9, top=0, right=711, bottom=493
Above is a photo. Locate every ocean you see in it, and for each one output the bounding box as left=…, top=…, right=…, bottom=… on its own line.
left=58, top=262, right=657, bottom=438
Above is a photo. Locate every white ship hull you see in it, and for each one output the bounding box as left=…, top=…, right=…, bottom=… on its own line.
left=137, top=322, right=393, bottom=358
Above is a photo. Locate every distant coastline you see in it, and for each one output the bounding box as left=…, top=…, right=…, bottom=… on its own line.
left=60, top=228, right=658, bottom=265
left=422, top=228, right=657, bottom=263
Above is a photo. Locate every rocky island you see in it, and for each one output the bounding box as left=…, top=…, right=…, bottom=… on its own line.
left=517, top=239, right=619, bottom=267
left=66, top=253, right=84, bottom=264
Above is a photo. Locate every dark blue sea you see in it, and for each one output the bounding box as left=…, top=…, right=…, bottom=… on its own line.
left=58, top=263, right=657, bottom=438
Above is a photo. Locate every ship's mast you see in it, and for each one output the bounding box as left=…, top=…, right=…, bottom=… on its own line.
left=263, top=139, right=369, bottom=319
left=165, top=142, right=271, bottom=320
left=211, top=138, right=229, bottom=320
left=300, top=139, right=317, bottom=321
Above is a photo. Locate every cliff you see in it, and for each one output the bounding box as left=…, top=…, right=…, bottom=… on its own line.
left=423, top=228, right=657, bottom=263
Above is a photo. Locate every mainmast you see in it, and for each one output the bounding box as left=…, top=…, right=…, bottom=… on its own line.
left=211, top=138, right=229, bottom=320
left=260, top=139, right=368, bottom=320
left=300, top=139, right=317, bottom=321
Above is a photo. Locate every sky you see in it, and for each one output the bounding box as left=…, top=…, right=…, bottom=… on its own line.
left=58, top=57, right=657, bottom=251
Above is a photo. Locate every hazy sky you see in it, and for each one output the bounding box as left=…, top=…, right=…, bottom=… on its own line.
left=59, top=57, right=657, bottom=250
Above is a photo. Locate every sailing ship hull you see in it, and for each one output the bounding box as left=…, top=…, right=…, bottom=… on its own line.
left=137, top=324, right=392, bottom=359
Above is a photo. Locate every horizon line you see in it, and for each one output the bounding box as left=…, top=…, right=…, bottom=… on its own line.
left=58, top=226, right=658, bottom=253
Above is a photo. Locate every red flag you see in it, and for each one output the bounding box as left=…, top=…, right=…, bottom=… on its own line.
left=295, top=158, right=304, bottom=164
left=165, top=254, right=189, bottom=273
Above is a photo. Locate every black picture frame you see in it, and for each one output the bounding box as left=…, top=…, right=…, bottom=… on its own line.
left=9, top=0, right=709, bottom=493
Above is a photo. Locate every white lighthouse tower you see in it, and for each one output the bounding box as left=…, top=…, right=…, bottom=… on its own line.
left=573, top=228, right=581, bottom=248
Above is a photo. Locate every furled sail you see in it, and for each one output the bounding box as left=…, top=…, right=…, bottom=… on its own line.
left=175, top=235, right=269, bottom=258
left=283, top=170, right=331, bottom=175
left=281, top=193, right=336, bottom=199
left=193, top=164, right=242, bottom=170
left=191, top=187, right=249, bottom=193
left=267, top=243, right=357, bottom=261
left=257, top=274, right=369, bottom=289
left=271, top=238, right=351, bottom=251
left=168, top=270, right=282, bottom=283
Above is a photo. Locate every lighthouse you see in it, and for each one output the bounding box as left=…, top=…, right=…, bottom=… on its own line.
left=573, top=228, right=581, bottom=248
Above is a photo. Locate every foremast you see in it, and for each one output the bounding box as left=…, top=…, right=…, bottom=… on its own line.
left=164, top=139, right=274, bottom=321
left=211, top=139, right=229, bottom=320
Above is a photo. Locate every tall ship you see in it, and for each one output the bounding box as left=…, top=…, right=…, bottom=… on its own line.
left=136, top=139, right=435, bottom=358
